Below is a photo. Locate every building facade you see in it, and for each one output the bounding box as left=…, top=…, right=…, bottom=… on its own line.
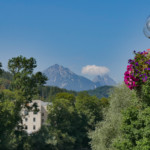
left=22, top=100, right=50, bottom=134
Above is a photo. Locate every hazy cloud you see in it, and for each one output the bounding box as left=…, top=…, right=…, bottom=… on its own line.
left=82, top=65, right=109, bottom=76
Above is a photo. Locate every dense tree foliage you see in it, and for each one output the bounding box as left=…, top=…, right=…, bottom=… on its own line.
left=89, top=84, right=137, bottom=150
left=8, top=55, right=47, bottom=101
left=76, top=92, right=103, bottom=130
left=0, top=56, right=108, bottom=150
left=0, top=67, right=12, bottom=89
left=0, top=56, right=47, bottom=149
left=0, top=55, right=119, bottom=150
left=46, top=92, right=103, bottom=150
left=90, top=50, right=150, bottom=150
left=37, top=86, right=77, bottom=102
left=113, top=79, right=150, bottom=150
left=1, top=70, right=12, bottom=80
left=87, top=86, right=113, bottom=99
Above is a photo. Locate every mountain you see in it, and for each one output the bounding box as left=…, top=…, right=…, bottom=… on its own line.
left=43, top=64, right=116, bottom=91
left=93, top=75, right=116, bottom=87
left=43, top=64, right=96, bottom=91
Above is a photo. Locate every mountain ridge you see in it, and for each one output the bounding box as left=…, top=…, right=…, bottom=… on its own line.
left=93, top=75, right=116, bottom=86
left=43, top=64, right=116, bottom=91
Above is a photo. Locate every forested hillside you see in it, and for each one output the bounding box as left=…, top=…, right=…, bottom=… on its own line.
left=38, top=86, right=77, bottom=101
left=87, top=85, right=113, bottom=99
left=0, top=70, right=12, bottom=89
left=0, top=70, right=112, bottom=101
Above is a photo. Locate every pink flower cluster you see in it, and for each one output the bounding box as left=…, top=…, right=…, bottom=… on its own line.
left=124, top=64, right=139, bottom=90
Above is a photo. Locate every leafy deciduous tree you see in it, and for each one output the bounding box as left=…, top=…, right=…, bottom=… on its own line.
left=0, top=56, right=47, bottom=149
left=89, top=84, right=137, bottom=150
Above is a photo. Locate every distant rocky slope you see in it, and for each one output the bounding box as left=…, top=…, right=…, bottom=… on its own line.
left=43, top=64, right=96, bottom=91
left=93, top=75, right=116, bottom=87
left=43, top=64, right=116, bottom=91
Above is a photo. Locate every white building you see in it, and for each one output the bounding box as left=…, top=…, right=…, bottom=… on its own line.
left=22, top=100, right=51, bottom=134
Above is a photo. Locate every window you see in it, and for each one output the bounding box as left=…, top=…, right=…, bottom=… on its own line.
left=33, top=111, right=37, bottom=114
left=42, top=119, right=44, bottom=123
left=24, top=110, right=28, bottom=115
left=42, top=113, right=44, bottom=116
left=25, top=118, right=28, bottom=122
left=25, top=126, right=28, bottom=130
left=33, top=118, right=36, bottom=122
left=33, top=125, right=36, bottom=130
left=33, top=110, right=38, bottom=115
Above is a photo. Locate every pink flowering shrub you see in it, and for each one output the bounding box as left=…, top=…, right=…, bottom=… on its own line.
left=124, top=50, right=150, bottom=90
left=124, top=64, right=139, bottom=89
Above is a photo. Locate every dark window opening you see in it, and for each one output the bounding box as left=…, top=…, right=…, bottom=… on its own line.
left=33, top=125, right=36, bottom=130
left=33, top=118, right=36, bottom=122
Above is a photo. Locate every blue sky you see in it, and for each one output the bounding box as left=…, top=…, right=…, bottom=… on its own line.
left=0, top=0, right=150, bottom=82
